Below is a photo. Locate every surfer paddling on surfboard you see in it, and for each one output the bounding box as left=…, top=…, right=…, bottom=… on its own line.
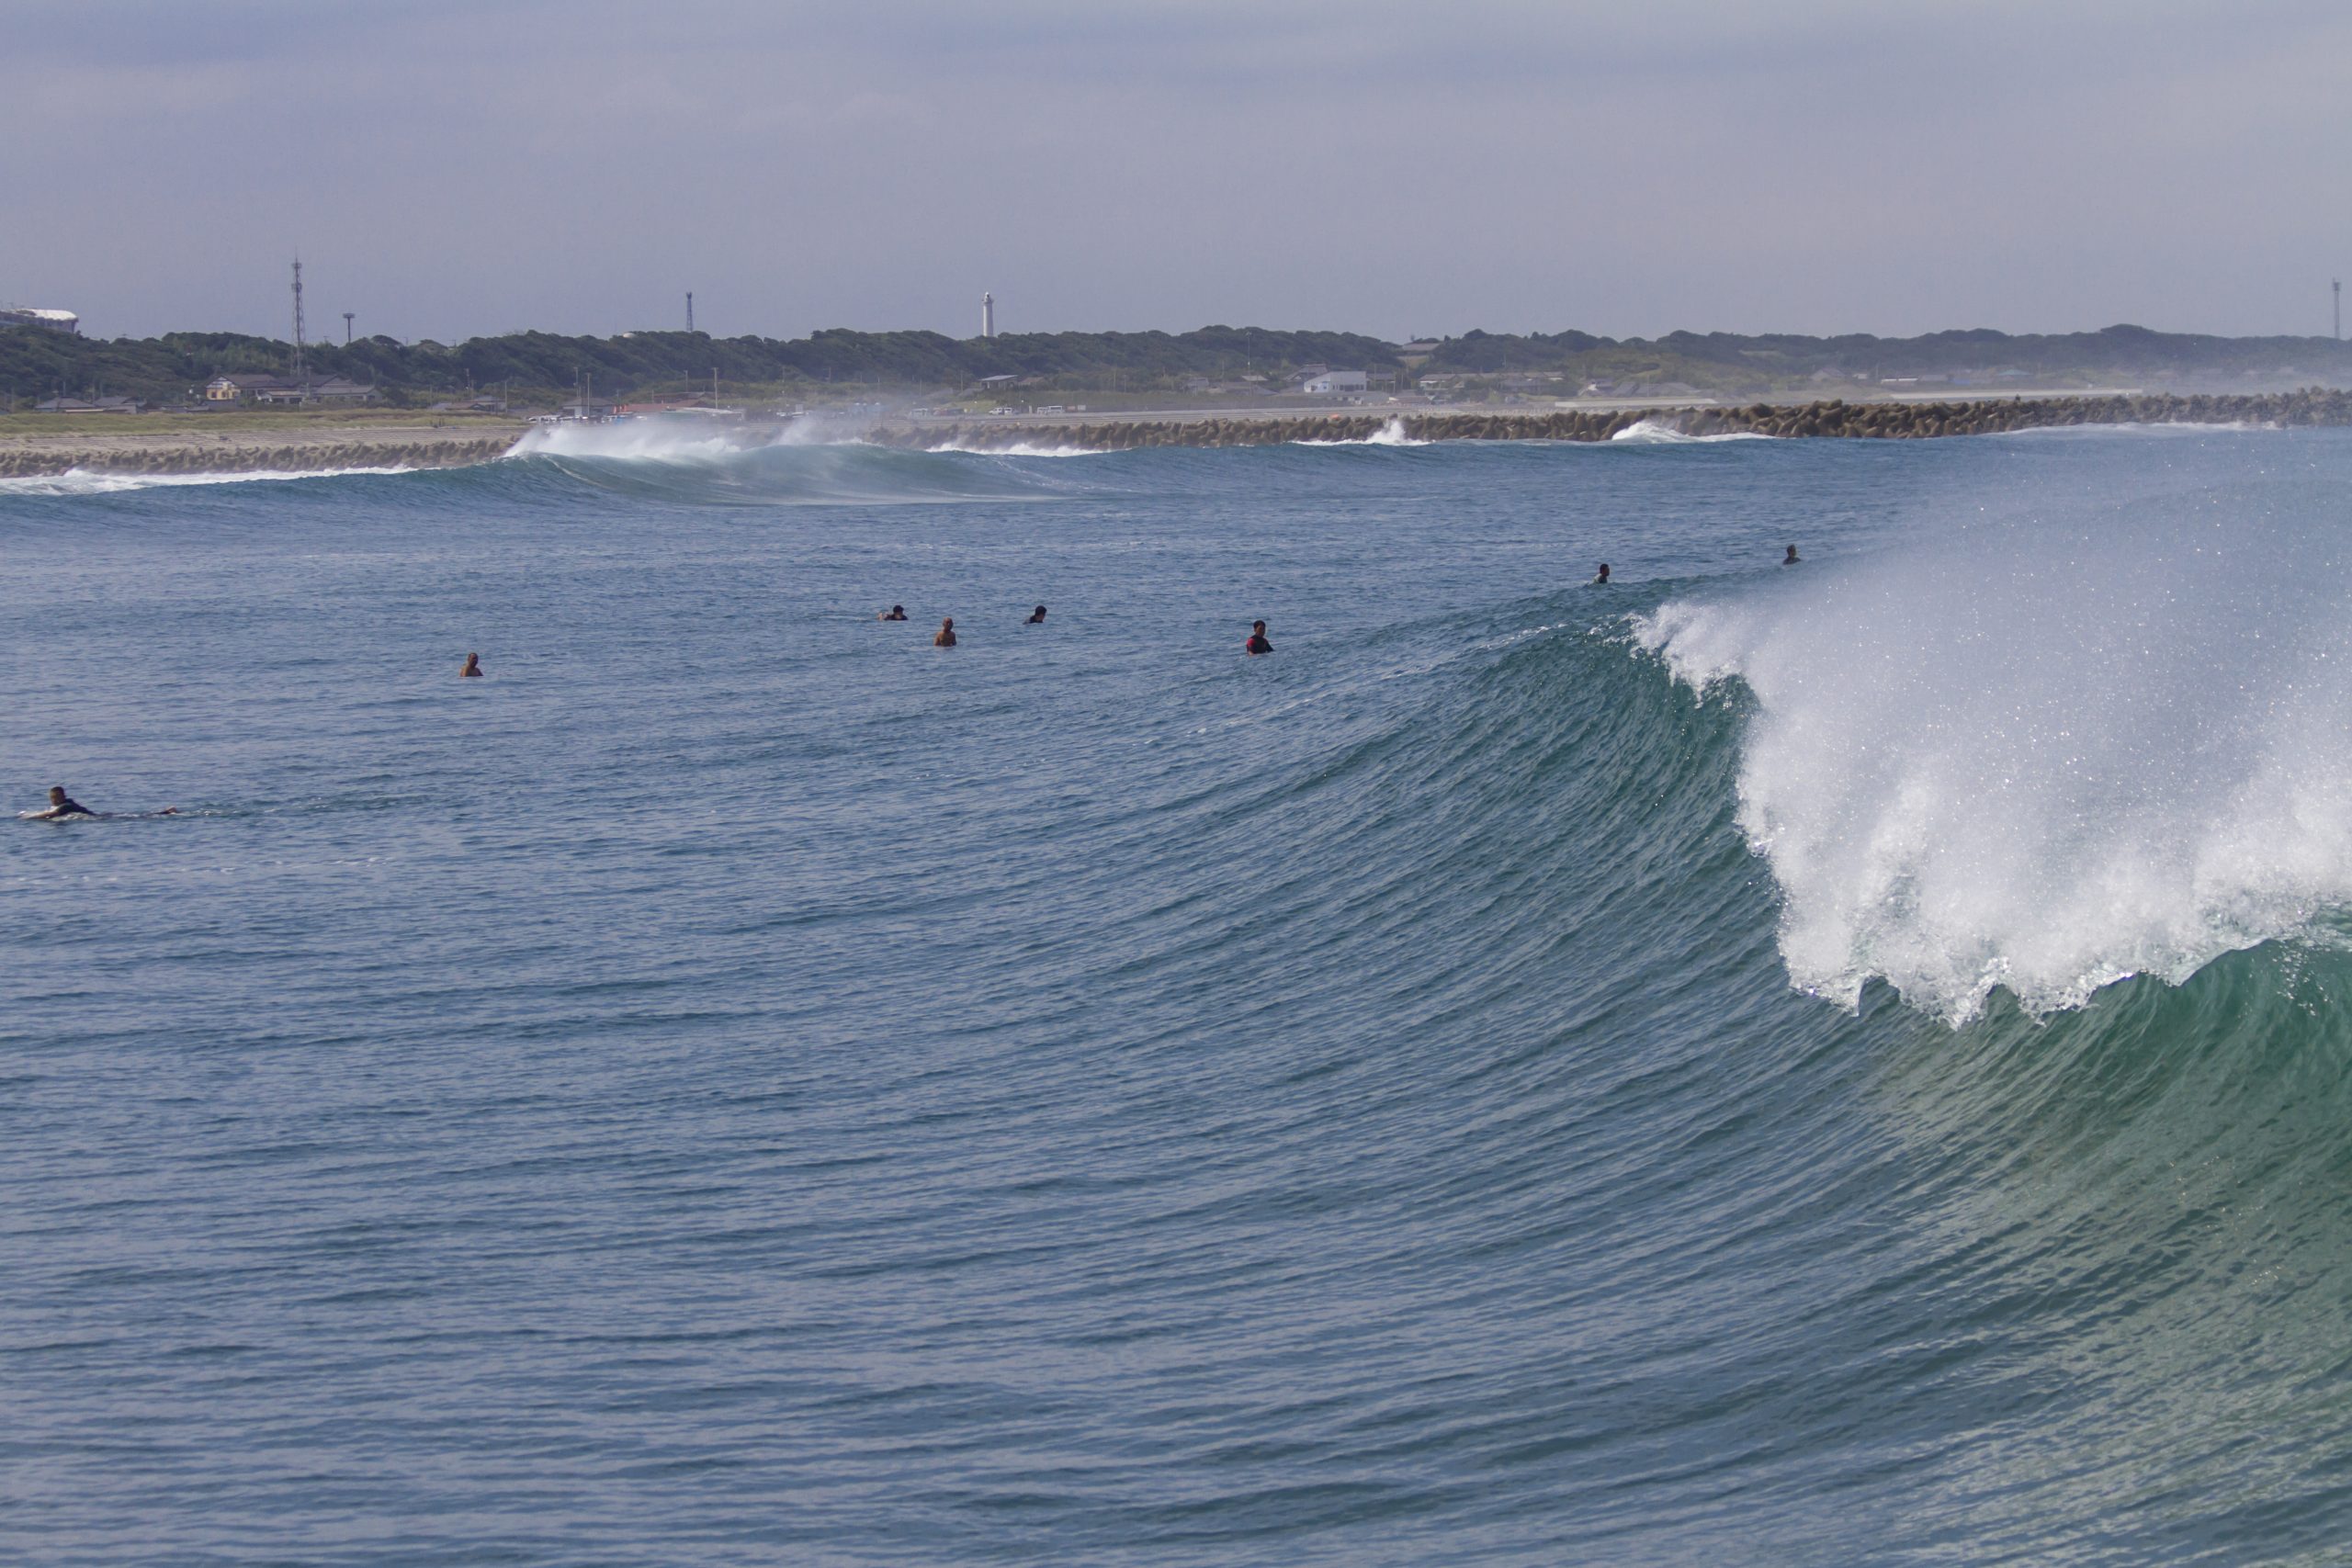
left=17, top=786, right=177, bottom=821
left=26, top=786, right=94, bottom=820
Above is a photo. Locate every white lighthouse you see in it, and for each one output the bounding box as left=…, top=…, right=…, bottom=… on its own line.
left=981, top=292, right=995, bottom=339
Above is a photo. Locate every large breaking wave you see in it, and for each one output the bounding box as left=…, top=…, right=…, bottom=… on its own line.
left=1634, top=478, right=2352, bottom=1021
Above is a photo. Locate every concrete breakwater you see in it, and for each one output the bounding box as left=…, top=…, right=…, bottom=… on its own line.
left=0, top=434, right=515, bottom=479
left=896, top=389, right=2352, bottom=453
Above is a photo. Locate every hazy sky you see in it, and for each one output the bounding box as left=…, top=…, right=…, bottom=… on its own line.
left=7, top=1, right=2349, bottom=344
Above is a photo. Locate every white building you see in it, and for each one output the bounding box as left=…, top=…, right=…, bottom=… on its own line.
left=1, top=305, right=80, bottom=334
left=1302, top=369, right=1368, bottom=395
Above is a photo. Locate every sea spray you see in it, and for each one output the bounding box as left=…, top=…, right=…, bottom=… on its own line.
left=1636, top=483, right=2352, bottom=1021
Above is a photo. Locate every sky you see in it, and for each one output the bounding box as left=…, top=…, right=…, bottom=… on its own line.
left=6, top=0, right=2350, bottom=344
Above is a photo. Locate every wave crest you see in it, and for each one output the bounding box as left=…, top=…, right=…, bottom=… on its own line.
left=1634, top=491, right=2352, bottom=1021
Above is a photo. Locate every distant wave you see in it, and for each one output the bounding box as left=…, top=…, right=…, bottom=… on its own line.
left=920, top=437, right=1108, bottom=458
left=494, top=425, right=1079, bottom=507
left=1633, top=485, right=2352, bottom=1021
left=1986, top=421, right=2277, bottom=440
left=1609, top=418, right=1774, bottom=445
left=0, top=465, right=415, bottom=497
left=1294, top=417, right=1430, bottom=447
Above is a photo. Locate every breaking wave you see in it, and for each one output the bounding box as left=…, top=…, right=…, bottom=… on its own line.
left=1634, top=477, right=2352, bottom=1021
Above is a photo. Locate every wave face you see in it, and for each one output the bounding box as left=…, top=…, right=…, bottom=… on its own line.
left=8, top=427, right=2352, bottom=1563
left=1637, top=475, right=2352, bottom=1020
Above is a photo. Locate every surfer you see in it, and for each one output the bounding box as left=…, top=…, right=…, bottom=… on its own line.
left=879, top=605, right=909, bottom=621
left=1025, top=604, right=1047, bottom=625
left=1246, top=620, right=1273, bottom=656
left=460, top=651, right=483, bottom=678
left=934, top=617, right=958, bottom=648
left=28, top=786, right=95, bottom=820
left=1592, top=563, right=1611, bottom=585
left=1783, top=545, right=1801, bottom=565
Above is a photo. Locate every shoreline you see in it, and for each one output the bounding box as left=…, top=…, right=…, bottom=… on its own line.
left=885, top=388, right=2352, bottom=452
left=3, top=390, right=2347, bottom=478
left=0, top=421, right=522, bottom=479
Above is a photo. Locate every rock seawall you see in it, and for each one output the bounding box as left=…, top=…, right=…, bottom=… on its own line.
left=0, top=434, right=515, bottom=479
left=893, top=389, right=2352, bottom=453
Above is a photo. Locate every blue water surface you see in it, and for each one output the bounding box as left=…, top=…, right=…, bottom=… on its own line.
left=7, top=429, right=2352, bottom=1565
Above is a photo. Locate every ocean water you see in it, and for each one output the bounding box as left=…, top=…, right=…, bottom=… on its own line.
left=7, top=424, right=2352, bottom=1564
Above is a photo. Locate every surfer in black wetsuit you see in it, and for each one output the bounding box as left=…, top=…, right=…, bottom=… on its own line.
left=1026, top=604, right=1047, bottom=625
left=1783, top=545, right=1801, bottom=565
left=879, top=605, right=909, bottom=621
left=28, top=786, right=94, bottom=820
left=1592, top=563, right=1611, bottom=584
left=1245, top=620, right=1272, bottom=655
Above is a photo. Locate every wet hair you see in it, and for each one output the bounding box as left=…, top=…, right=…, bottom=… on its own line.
left=1252, top=620, right=1267, bottom=631
left=1034, top=604, right=1046, bottom=615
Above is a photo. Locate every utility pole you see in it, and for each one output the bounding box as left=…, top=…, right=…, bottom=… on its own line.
left=344, top=311, right=355, bottom=345
left=290, top=258, right=308, bottom=390
left=686, top=292, right=695, bottom=333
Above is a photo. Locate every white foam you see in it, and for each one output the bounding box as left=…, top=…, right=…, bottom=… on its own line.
left=507, top=420, right=748, bottom=462
left=1608, top=418, right=1773, bottom=445
left=1295, top=417, right=1429, bottom=447
left=1634, top=504, right=2352, bottom=1022
left=0, top=465, right=413, bottom=496
left=922, top=439, right=1104, bottom=458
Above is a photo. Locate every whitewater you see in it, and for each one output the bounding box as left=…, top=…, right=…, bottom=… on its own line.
left=7, top=425, right=2352, bottom=1564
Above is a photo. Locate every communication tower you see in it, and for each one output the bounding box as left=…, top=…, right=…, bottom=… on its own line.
left=687, top=291, right=695, bottom=333
left=289, top=258, right=308, bottom=386
left=982, top=292, right=995, bottom=339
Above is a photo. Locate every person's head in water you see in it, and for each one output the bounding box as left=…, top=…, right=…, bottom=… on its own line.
left=1027, top=604, right=1047, bottom=624
left=1246, top=619, right=1272, bottom=655
left=882, top=604, right=908, bottom=621
left=1783, top=545, right=1800, bottom=564
left=48, top=786, right=68, bottom=807
left=460, top=651, right=482, bottom=677
left=1594, top=563, right=1611, bottom=584
left=935, top=616, right=957, bottom=647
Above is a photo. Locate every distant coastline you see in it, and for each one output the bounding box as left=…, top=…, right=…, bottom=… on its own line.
left=889, top=389, right=2352, bottom=453
left=5, top=390, right=2347, bottom=479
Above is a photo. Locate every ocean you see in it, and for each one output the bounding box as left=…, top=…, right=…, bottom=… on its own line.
left=6, top=422, right=2352, bottom=1564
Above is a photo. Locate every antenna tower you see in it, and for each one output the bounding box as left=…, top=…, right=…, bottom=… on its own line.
left=289, top=259, right=308, bottom=387
left=686, top=291, right=695, bottom=333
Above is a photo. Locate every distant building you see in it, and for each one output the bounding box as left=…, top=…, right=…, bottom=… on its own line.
left=35, top=394, right=141, bottom=413
left=207, top=372, right=378, bottom=405
left=207, top=373, right=289, bottom=402
left=1303, top=370, right=1369, bottom=395
left=2, top=305, right=80, bottom=334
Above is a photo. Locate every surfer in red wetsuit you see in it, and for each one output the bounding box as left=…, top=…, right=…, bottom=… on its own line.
left=1245, top=620, right=1272, bottom=655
